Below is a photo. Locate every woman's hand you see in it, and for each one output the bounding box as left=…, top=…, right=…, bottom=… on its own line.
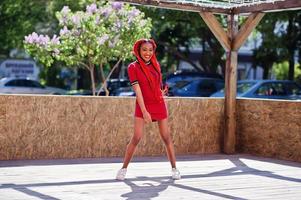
left=161, top=84, right=169, bottom=96
left=142, top=110, right=152, bottom=123
left=132, top=84, right=152, bottom=123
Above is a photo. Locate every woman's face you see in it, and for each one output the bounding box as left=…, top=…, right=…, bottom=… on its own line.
left=139, top=42, right=154, bottom=62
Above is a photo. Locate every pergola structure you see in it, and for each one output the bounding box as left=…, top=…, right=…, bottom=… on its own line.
left=113, top=0, right=301, bottom=154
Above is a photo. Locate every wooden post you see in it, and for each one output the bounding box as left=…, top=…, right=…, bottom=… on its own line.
left=224, top=13, right=264, bottom=153
left=200, top=12, right=237, bottom=154
left=200, top=12, right=264, bottom=154
left=223, top=14, right=238, bottom=154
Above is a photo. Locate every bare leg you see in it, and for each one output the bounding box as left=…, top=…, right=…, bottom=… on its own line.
left=158, top=118, right=177, bottom=168
left=122, top=117, right=144, bottom=169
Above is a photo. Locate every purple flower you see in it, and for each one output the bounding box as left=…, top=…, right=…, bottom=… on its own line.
left=71, top=15, right=81, bottom=26
left=26, top=32, right=38, bottom=43
left=86, top=3, right=98, bottom=14
left=25, top=32, right=50, bottom=46
left=116, top=21, right=122, bottom=29
left=38, top=35, right=50, bottom=46
left=25, top=32, right=59, bottom=50
left=51, top=35, right=60, bottom=45
left=58, top=16, right=68, bottom=26
left=60, top=26, right=70, bottom=36
left=128, top=9, right=140, bottom=25
left=61, top=6, right=70, bottom=16
left=109, top=35, right=119, bottom=48
left=32, top=32, right=38, bottom=37
left=73, top=29, right=81, bottom=36
left=97, top=34, right=109, bottom=45
left=26, top=34, right=50, bottom=47
left=111, top=2, right=123, bottom=10
left=95, top=16, right=100, bottom=25
left=101, top=8, right=112, bottom=18
left=25, top=34, right=35, bottom=44
left=129, top=9, right=140, bottom=18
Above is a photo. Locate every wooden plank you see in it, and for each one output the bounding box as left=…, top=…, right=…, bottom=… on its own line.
left=115, top=0, right=232, bottom=14
left=233, top=0, right=301, bottom=14
left=114, top=0, right=301, bottom=14
left=224, top=51, right=238, bottom=154
left=199, top=12, right=231, bottom=51
left=1, top=154, right=301, bottom=199
left=224, top=14, right=238, bottom=154
left=233, top=13, right=265, bottom=51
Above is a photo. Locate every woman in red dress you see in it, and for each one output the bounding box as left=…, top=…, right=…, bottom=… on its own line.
left=116, top=39, right=180, bottom=180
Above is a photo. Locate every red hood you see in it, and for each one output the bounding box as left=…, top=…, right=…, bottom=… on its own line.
left=132, top=39, right=163, bottom=102
left=133, top=39, right=160, bottom=72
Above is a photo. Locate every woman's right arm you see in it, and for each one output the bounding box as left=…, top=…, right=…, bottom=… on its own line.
left=132, top=84, right=152, bottom=123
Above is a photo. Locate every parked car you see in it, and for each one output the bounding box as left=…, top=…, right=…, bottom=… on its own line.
left=95, top=78, right=131, bottom=96
left=67, top=89, right=93, bottom=96
left=115, top=86, right=135, bottom=96
left=168, top=78, right=225, bottom=97
left=0, top=77, right=67, bottom=95
left=68, top=78, right=131, bottom=96
left=105, top=78, right=131, bottom=96
left=165, top=70, right=223, bottom=88
left=210, top=80, right=301, bottom=100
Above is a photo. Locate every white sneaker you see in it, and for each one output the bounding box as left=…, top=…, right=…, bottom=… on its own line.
left=116, top=168, right=127, bottom=180
left=172, top=168, right=181, bottom=180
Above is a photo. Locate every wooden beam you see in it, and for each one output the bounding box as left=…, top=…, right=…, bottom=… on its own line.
left=115, top=0, right=232, bottom=14
left=224, top=14, right=238, bottom=154
left=113, top=0, right=301, bottom=14
left=233, top=0, right=301, bottom=14
left=233, top=13, right=265, bottom=51
left=199, top=12, right=231, bottom=51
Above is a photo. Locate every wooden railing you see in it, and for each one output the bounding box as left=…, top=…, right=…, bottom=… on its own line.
left=0, top=95, right=300, bottom=162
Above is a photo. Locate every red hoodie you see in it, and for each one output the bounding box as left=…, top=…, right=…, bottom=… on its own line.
left=131, top=39, right=163, bottom=103
left=128, top=39, right=168, bottom=120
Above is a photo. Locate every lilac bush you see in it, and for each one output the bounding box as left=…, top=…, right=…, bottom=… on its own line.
left=24, top=2, right=151, bottom=95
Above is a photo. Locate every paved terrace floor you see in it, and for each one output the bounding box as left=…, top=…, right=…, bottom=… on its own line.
left=0, top=154, right=301, bottom=200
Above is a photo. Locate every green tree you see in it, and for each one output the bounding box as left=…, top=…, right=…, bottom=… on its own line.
left=0, top=0, right=96, bottom=57
left=140, top=7, right=225, bottom=77
left=24, top=2, right=151, bottom=95
left=0, top=0, right=96, bottom=88
left=254, top=11, right=301, bottom=80
left=279, top=11, right=301, bottom=80
left=273, top=62, right=301, bottom=83
left=0, top=0, right=47, bottom=56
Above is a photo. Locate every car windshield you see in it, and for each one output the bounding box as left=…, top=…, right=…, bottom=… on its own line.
left=217, top=82, right=256, bottom=94
left=173, top=80, right=191, bottom=89
left=237, top=82, right=256, bottom=94
left=285, top=82, right=301, bottom=95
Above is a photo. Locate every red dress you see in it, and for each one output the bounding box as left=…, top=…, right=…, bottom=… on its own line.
left=128, top=61, right=168, bottom=121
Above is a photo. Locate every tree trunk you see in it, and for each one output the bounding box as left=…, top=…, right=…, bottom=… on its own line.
left=263, top=63, right=271, bottom=79
left=97, top=59, right=122, bottom=96
left=288, top=50, right=295, bottom=80
left=88, top=58, right=96, bottom=96
left=89, top=67, right=96, bottom=96
left=287, top=16, right=295, bottom=81
left=99, top=63, right=109, bottom=96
